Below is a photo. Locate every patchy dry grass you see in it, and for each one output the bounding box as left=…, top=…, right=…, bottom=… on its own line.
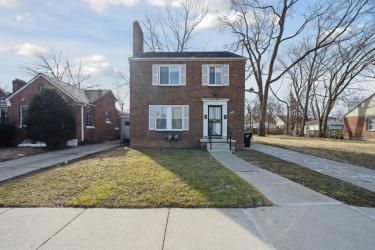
left=254, top=135, right=375, bottom=169
left=0, top=147, right=270, bottom=208
left=236, top=150, right=375, bottom=207
left=0, top=147, right=46, bottom=162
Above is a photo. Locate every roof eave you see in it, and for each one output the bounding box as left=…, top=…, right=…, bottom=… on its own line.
left=129, top=57, right=247, bottom=61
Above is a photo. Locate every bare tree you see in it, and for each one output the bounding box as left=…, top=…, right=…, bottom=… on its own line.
left=22, top=50, right=90, bottom=88
left=112, top=72, right=129, bottom=113
left=142, top=0, right=208, bottom=52
left=222, top=0, right=374, bottom=136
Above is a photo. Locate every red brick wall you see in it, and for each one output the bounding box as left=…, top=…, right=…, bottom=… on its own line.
left=87, top=93, right=119, bottom=142
left=344, top=116, right=375, bottom=140
left=7, top=76, right=119, bottom=144
left=129, top=59, right=245, bottom=149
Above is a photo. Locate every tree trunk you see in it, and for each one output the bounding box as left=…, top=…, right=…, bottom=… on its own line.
left=258, top=89, right=268, bottom=136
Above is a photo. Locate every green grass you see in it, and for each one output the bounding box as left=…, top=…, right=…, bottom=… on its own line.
left=254, top=135, right=375, bottom=169
left=236, top=150, right=375, bottom=207
left=0, top=147, right=270, bottom=208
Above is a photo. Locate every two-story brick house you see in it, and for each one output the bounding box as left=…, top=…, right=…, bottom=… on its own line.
left=129, top=21, right=246, bottom=150
left=0, top=73, right=119, bottom=145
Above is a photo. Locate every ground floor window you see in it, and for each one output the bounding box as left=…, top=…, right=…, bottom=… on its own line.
left=149, top=105, right=189, bottom=131
left=86, top=112, right=95, bottom=127
left=105, top=111, right=111, bottom=123
left=368, top=117, right=375, bottom=131
left=19, top=105, right=28, bottom=127
left=0, top=108, right=8, bottom=123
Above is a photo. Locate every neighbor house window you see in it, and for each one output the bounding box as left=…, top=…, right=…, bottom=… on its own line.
left=368, top=117, right=375, bottom=131
left=86, top=112, right=95, bottom=127
left=105, top=111, right=111, bottom=123
left=19, top=105, right=28, bottom=127
left=209, top=66, right=223, bottom=85
left=149, top=105, right=189, bottom=131
left=0, top=109, right=8, bottom=123
left=160, top=66, right=180, bottom=85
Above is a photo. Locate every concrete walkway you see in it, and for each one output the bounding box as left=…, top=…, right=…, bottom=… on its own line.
left=0, top=140, right=122, bottom=182
left=251, top=144, right=375, bottom=192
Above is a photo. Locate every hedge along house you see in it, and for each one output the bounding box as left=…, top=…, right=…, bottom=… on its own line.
left=344, top=93, right=375, bottom=141
left=1, top=73, right=120, bottom=145
left=129, top=21, right=246, bottom=151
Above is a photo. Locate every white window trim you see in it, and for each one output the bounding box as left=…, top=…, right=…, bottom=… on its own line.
left=368, top=117, right=375, bottom=131
left=150, top=105, right=189, bottom=131
left=86, top=126, right=95, bottom=129
left=19, top=105, right=28, bottom=128
left=159, top=65, right=182, bottom=86
left=208, top=65, right=224, bottom=86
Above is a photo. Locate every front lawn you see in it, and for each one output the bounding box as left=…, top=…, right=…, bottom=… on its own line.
left=254, top=135, right=375, bottom=169
left=236, top=150, right=375, bottom=207
left=0, top=148, right=270, bottom=208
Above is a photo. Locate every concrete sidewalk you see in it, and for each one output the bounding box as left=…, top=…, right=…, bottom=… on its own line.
left=0, top=140, right=122, bottom=182
left=1, top=206, right=375, bottom=250
left=251, top=144, right=375, bottom=192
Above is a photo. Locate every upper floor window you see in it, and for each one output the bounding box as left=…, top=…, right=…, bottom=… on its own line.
left=152, top=64, right=186, bottom=86
left=209, top=66, right=223, bottom=85
left=19, top=105, right=28, bottom=128
left=86, top=112, right=95, bottom=127
left=105, top=111, right=111, bottom=123
left=149, top=105, right=189, bottom=131
left=202, top=64, right=230, bottom=86
left=368, top=117, right=375, bottom=131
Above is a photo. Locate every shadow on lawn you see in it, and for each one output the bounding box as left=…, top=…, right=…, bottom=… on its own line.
left=131, top=148, right=271, bottom=208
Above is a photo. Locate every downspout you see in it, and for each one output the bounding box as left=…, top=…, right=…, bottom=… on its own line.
left=81, top=105, right=84, bottom=142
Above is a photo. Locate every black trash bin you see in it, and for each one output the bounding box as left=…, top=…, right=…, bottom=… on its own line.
left=244, top=132, right=252, bottom=147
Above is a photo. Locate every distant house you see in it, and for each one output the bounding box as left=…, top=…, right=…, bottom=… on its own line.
left=129, top=21, right=246, bottom=150
left=304, top=117, right=344, bottom=138
left=0, top=74, right=119, bottom=145
left=344, top=93, right=375, bottom=141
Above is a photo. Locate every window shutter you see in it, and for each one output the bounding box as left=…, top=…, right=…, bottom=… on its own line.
left=223, top=64, right=229, bottom=86
left=149, top=105, right=155, bottom=130
left=202, top=65, right=209, bottom=85
left=152, top=64, right=159, bottom=85
left=183, top=105, right=189, bottom=130
left=180, top=64, right=186, bottom=85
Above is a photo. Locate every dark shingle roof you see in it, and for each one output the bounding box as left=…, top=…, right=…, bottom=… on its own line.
left=136, top=51, right=245, bottom=58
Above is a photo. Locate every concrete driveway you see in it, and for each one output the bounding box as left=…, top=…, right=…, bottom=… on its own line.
left=0, top=140, right=122, bottom=182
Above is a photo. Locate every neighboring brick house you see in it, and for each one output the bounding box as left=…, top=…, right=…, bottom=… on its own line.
left=129, top=21, right=246, bottom=150
left=344, top=93, right=375, bottom=141
left=0, top=73, right=119, bottom=145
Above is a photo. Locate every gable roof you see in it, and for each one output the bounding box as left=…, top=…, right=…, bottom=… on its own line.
left=345, top=93, right=375, bottom=117
left=6, top=73, right=114, bottom=106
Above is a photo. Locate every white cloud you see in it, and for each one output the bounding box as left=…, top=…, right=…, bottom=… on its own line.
left=0, top=44, right=10, bottom=53
left=78, top=53, right=119, bottom=77
left=83, top=0, right=139, bottom=12
left=0, top=0, right=16, bottom=8
left=15, top=43, right=48, bottom=57
left=16, top=15, right=24, bottom=22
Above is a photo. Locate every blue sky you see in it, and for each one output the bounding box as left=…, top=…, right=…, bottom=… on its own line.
left=0, top=0, right=234, bottom=92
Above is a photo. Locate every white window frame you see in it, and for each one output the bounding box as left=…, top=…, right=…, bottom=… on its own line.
left=150, top=105, right=189, bottom=131
left=19, top=105, right=28, bottom=128
left=208, top=66, right=224, bottom=86
left=159, top=65, right=182, bottom=86
left=368, top=117, right=375, bottom=131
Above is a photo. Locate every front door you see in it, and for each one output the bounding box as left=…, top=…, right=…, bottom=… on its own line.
left=208, top=105, right=222, bottom=137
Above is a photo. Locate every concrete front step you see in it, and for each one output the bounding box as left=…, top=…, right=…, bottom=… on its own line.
left=207, top=143, right=233, bottom=152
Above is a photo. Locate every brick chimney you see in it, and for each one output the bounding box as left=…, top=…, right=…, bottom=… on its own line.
left=12, top=79, right=26, bottom=92
left=133, top=21, right=144, bottom=57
